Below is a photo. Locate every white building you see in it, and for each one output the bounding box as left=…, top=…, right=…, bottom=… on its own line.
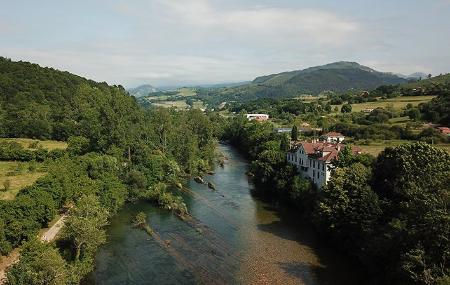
left=286, top=139, right=359, bottom=189
left=322, top=132, right=345, bottom=143
left=287, top=142, right=339, bottom=189
left=274, top=127, right=292, bottom=134
left=246, top=114, right=269, bottom=121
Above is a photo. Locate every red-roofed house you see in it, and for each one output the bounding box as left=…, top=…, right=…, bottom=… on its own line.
left=286, top=141, right=358, bottom=189
left=246, top=114, right=269, bottom=122
left=437, top=127, right=450, bottom=136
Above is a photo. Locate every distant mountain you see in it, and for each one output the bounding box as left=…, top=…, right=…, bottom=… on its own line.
left=128, top=84, right=158, bottom=97
left=397, top=72, right=428, bottom=80
left=195, top=81, right=250, bottom=89
left=251, top=61, right=406, bottom=94
left=198, top=62, right=408, bottom=104
left=406, top=72, right=428, bottom=80
left=198, top=61, right=408, bottom=106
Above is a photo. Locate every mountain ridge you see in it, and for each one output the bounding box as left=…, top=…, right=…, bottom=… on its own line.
left=127, top=84, right=159, bottom=97
left=248, top=61, right=406, bottom=95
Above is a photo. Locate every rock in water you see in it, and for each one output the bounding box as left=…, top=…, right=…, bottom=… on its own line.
left=207, top=182, right=216, bottom=190
left=194, top=176, right=205, bottom=184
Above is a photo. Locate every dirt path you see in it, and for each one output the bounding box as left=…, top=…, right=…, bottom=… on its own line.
left=40, top=215, right=66, bottom=242
left=0, top=215, right=67, bottom=284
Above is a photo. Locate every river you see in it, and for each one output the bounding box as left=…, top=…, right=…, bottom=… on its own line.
left=88, top=145, right=365, bottom=285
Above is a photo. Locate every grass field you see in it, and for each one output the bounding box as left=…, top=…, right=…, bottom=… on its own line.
left=152, top=100, right=189, bottom=109
left=178, top=87, right=197, bottom=97
left=352, top=140, right=450, bottom=156
left=0, top=161, right=46, bottom=200
left=297, top=95, right=327, bottom=101
left=192, top=100, right=205, bottom=110
left=0, top=138, right=67, bottom=150
left=334, top=96, right=435, bottom=113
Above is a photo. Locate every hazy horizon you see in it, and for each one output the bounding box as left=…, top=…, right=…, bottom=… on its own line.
left=2, top=0, right=450, bottom=87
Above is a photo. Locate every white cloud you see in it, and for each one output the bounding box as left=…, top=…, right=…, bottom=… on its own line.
left=157, top=0, right=359, bottom=47
left=2, top=1, right=363, bottom=86
left=3, top=0, right=447, bottom=86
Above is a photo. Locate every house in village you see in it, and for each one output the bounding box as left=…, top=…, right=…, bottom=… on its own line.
left=274, top=127, right=292, bottom=134
left=286, top=136, right=360, bottom=189
left=322, top=132, right=345, bottom=143
left=437, top=127, right=450, bottom=136
left=246, top=114, right=269, bottom=122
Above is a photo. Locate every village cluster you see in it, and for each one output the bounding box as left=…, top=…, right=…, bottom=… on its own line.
left=247, top=113, right=358, bottom=189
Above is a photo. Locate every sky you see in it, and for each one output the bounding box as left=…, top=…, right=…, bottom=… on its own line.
left=1, top=0, right=450, bottom=87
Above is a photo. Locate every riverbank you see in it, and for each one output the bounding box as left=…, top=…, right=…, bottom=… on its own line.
left=88, top=144, right=366, bottom=284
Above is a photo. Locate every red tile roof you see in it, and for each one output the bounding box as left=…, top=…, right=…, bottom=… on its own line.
left=437, top=127, right=450, bottom=135
left=291, top=141, right=360, bottom=163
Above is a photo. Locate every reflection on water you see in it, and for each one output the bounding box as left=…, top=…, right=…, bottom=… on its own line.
left=88, top=145, right=365, bottom=285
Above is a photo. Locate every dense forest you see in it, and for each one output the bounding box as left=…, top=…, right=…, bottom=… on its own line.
left=0, top=58, right=223, bottom=284
left=224, top=117, right=449, bottom=285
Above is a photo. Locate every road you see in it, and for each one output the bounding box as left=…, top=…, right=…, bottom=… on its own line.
left=0, top=215, right=67, bottom=284
left=40, top=215, right=67, bottom=242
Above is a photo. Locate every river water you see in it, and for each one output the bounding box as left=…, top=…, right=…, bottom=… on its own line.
left=89, top=145, right=365, bottom=285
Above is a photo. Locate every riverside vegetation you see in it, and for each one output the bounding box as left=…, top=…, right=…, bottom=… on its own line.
left=0, top=58, right=222, bottom=284
left=223, top=116, right=449, bottom=285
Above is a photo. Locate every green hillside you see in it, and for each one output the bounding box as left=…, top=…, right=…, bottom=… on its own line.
left=197, top=61, right=407, bottom=105
left=252, top=62, right=406, bottom=94
left=0, top=57, right=142, bottom=152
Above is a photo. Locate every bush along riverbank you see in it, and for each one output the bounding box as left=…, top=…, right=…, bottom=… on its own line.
left=133, top=212, right=153, bottom=236
left=1, top=109, right=223, bottom=284
left=223, top=116, right=450, bottom=285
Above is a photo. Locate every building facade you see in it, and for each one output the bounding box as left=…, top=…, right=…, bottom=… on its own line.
left=286, top=137, right=361, bottom=189
left=287, top=142, right=340, bottom=189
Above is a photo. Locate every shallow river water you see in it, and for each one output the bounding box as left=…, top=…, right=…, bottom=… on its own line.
left=88, top=145, right=365, bottom=285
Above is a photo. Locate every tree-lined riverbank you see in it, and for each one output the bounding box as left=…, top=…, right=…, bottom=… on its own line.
left=88, top=145, right=365, bottom=285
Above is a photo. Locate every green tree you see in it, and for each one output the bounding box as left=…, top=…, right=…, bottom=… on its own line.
left=0, top=218, right=13, bottom=255
left=280, top=134, right=290, bottom=151
left=405, top=108, right=421, bottom=121
left=63, top=195, right=109, bottom=261
left=133, top=212, right=147, bottom=228
left=331, top=146, right=374, bottom=169
left=67, top=136, right=90, bottom=156
left=314, top=163, right=381, bottom=251
left=341, top=104, right=352, bottom=113
left=291, top=125, right=298, bottom=141
left=372, top=143, right=450, bottom=284
left=6, top=239, right=68, bottom=285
